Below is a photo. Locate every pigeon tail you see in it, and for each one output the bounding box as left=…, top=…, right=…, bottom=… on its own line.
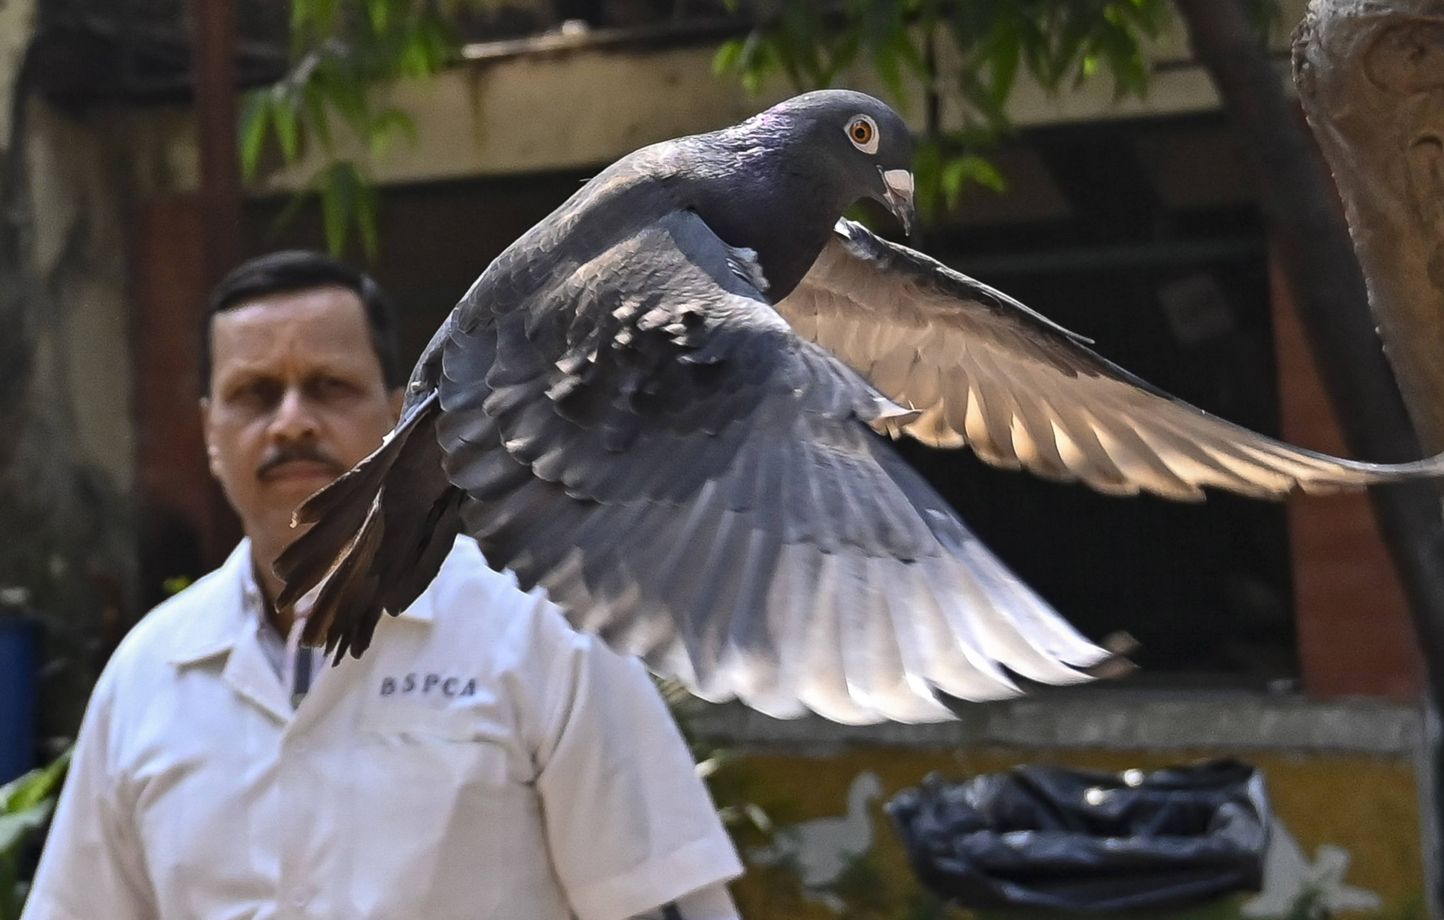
left=275, top=390, right=463, bottom=662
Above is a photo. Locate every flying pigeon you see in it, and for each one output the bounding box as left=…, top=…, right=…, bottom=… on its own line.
left=277, top=89, right=1444, bottom=724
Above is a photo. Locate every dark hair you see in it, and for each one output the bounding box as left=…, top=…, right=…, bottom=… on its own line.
left=200, top=250, right=404, bottom=395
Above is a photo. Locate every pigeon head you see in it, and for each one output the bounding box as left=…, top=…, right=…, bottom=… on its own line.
left=758, top=90, right=916, bottom=236
left=689, top=89, right=917, bottom=298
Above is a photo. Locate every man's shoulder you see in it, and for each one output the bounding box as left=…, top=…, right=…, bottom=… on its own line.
left=415, top=537, right=585, bottom=655
left=108, top=560, right=243, bottom=673
left=424, top=537, right=538, bottom=616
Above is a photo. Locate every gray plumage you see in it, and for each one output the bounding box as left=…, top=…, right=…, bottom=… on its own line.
left=277, top=90, right=1444, bottom=724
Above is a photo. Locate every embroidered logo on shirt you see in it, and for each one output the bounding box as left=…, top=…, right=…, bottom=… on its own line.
left=379, top=673, right=479, bottom=697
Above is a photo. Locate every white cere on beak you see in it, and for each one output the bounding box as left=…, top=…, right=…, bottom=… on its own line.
left=883, top=169, right=914, bottom=197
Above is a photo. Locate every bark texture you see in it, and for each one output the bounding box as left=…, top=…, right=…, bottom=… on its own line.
left=1289, top=1, right=1444, bottom=904
left=1295, top=0, right=1444, bottom=451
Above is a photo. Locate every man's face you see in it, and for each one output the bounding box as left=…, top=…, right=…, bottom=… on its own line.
left=201, top=286, right=401, bottom=560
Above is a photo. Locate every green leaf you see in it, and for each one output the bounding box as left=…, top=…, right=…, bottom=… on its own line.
left=940, top=157, right=968, bottom=205
left=962, top=154, right=1006, bottom=192
left=942, top=154, right=1006, bottom=206
left=0, top=746, right=69, bottom=888
left=368, top=108, right=417, bottom=161
left=1, top=748, right=70, bottom=814
left=272, top=88, right=300, bottom=161
left=312, top=0, right=341, bottom=34
left=712, top=39, right=744, bottom=76
left=891, top=29, right=929, bottom=82
left=366, top=0, right=391, bottom=35
left=737, top=31, right=770, bottom=95
left=238, top=0, right=470, bottom=266
left=355, top=176, right=380, bottom=260
left=326, top=69, right=371, bottom=137
left=302, top=85, right=335, bottom=154
left=871, top=41, right=905, bottom=102
left=0, top=802, right=53, bottom=856
left=289, top=0, right=309, bottom=34
left=238, top=90, right=271, bottom=180
left=315, top=162, right=379, bottom=260
left=320, top=164, right=356, bottom=256
left=956, top=69, right=1009, bottom=133
left=912, top=137, right=943, bottom=221
left=985, top=15, right=1022, bottom=103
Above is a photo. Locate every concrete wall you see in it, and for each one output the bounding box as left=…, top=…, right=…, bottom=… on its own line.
left=0, top=0, right=134, bottom=492
left=24, top=99, right=136, bottom=490
left=0, top=0, right=34, bottom=150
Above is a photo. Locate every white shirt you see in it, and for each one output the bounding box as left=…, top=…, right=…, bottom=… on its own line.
left=23, top=538, right=742, bottom=920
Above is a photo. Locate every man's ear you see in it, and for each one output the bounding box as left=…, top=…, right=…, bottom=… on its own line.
left=200, top=397, right=220, bottom=478
left=388, top=387, right=405, bottom=421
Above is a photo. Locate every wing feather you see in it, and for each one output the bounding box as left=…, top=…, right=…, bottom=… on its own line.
left=777, top=219, right=1444, bottom=497
left=420, top=208, right=1112, bottom=723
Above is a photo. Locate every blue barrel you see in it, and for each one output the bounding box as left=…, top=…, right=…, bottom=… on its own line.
left=0, top=614, right=37, bottom=784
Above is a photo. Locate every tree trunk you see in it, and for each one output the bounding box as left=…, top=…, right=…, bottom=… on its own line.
left=1176, top=0, right=1444, bottom=903
left=1294, top=0, right=1444, bottom=449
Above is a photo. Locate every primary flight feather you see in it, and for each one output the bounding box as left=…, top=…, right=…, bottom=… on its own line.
left=277, top=90, right=1444, bottom=724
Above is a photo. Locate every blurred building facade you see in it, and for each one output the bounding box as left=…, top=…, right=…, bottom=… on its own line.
left=0, top=0, right=1431, bottom=915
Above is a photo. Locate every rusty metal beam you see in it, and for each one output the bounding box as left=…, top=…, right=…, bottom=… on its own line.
left=188, top=0, right=242, bottom=287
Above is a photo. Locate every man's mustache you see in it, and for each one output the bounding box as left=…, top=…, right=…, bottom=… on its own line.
left=257, top=444, right=345, bottom=481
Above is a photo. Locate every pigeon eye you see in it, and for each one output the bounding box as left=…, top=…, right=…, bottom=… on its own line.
left=846, top=115, right=879, bottom=154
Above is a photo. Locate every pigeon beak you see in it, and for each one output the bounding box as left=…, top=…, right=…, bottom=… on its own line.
left=880, top=168, right=916, bottom=237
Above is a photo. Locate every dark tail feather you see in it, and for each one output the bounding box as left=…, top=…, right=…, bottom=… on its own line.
left=275, top=390, right=462, bottom=660
left=307, top=505, right=385, bottom=663
left=274, top=434, right=409, bottom=612
left=274, top=393, right=437, bottom=610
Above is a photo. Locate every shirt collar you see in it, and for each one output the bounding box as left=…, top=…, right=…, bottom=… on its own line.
left=165, top=541, right=255, bottom=667
left=165, top=538, right=435, bottom=667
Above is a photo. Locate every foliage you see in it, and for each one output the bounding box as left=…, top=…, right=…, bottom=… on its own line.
left=715, top=0, right=1176, bottom=221
left=248, top=0, right=1188, bottom=254
left=240, top=0, right=496, bottom=258
left=717, top=1, right=1173, bottom=111
left=0, top=748, right=71, bottom=920
left=248, top=1, right=1289, bottom=251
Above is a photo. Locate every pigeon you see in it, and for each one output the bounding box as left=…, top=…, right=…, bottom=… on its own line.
left=277, top=89, right=1444, bottom=724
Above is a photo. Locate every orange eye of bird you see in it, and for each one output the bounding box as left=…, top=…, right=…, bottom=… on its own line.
left=846, top=115, right=879, bottom=153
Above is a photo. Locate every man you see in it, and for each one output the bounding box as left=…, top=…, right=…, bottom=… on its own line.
left=23, top=251, right=743, bottom=920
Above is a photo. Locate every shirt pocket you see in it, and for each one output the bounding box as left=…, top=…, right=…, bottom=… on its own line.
left=342, top=704, right=559, bottom=918
left=352, top=701, right=533, bottom=806
left=358, top=702, right=488, bottom=741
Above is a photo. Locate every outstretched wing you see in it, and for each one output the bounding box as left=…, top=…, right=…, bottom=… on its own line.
left=778, top=219, right=1444, bottom=500
left=427, top=207, right=1112, bottom=724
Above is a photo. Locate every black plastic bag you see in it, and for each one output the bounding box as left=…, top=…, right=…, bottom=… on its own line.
left=886, top=758, right=1270, bottom=913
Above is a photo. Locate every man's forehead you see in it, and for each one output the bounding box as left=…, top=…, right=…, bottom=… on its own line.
left=211, top=286, right=373, bottom=355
